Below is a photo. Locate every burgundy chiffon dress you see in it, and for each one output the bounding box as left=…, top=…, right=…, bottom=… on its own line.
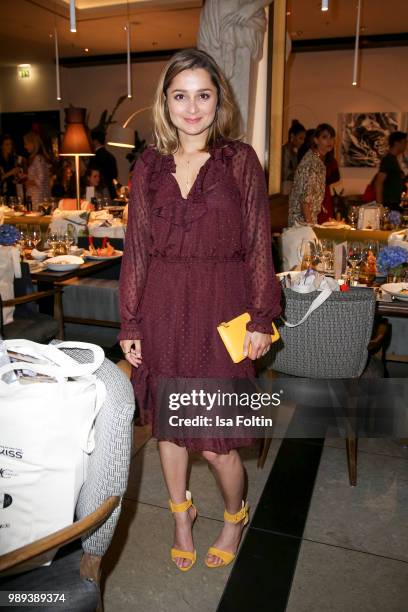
left=118, top=138, right=281, bottom=453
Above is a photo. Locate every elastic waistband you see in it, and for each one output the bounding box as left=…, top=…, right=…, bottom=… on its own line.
left=151, top=254, right=244, bottom=264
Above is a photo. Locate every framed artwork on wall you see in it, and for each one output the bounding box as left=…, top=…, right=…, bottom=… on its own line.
left=339, top=112, right=400, bottom=167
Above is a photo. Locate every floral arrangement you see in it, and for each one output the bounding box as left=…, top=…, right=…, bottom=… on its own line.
left=388, top=210, right=401, bottom=226
left=377, top=245, right=408, bottom=276
left=0, top=224, right=20, bottom=246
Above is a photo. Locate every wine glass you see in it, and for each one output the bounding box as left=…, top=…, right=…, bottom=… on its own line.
left=299, top=239, right=317, bottom=270
left=347, top=205, right=359, bottom=228
left=30, top=224, right=42, bottom=249
left=16, top=224, right=27, bottom=253
left=347, top=242, right=363, bottom=280
left=63, top=225, right=75, bottom=251
left=46, top=228, right=60, bottom=255
left=317, top=239, right=334, bottom=272
left=103, top=197, right=110, bottom=209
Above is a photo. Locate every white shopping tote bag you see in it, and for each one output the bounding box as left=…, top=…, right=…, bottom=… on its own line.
left=0, top=340, right=106, bottom=566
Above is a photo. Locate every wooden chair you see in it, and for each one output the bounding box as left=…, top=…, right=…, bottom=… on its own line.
left=0, top=496, right=119, bottom=574
left=0, top=287, right=64, bottom=341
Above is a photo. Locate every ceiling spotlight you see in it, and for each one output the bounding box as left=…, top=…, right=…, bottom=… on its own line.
left=84, top=48, right=89, bottom=52
left=286, top=11, right=291, bottom=16
left=321, top=0, right=329, bottom=11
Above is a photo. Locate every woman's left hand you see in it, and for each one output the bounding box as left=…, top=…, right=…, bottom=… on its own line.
left=243, top=330, right=271, bottom=361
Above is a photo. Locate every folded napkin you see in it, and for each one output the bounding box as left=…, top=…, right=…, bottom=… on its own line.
left=50, top=209, right=90, bottom=240
left=279, top=269, right=339, bottom=293
left=88, top=225, right=126, bottom=239
left=388, top=229, right=408, bottom=250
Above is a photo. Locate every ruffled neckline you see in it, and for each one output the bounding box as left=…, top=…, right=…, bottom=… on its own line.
left=144, top=138, right=239, bottom=232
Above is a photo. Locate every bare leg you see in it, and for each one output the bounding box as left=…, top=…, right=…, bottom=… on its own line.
left=159, top=440, right=196, bottom=569
left=202, top=449, right=246, bottom=566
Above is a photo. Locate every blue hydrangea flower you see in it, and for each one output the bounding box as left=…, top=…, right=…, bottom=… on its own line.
left=0, top=224, right=20, bottom=246
left=388, top=210, right=401, bottom=226
left=377, top=246, right=408, bottom=273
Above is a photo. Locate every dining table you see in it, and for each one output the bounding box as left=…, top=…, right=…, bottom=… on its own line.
left=313, top=226, right=393, bottom=245
left=30, top=255, right=122, bottom=316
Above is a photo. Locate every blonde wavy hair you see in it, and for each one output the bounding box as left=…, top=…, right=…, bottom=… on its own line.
left=24, top=131, right=49, bottom=162
left=152, top=48, right=240, bottom=154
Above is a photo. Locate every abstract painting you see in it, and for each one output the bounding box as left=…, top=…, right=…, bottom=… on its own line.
left=339, top=112, right=399, bottom=167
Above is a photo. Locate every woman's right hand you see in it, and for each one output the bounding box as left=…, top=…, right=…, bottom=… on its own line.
left=120, top=339, right=142, bottom=368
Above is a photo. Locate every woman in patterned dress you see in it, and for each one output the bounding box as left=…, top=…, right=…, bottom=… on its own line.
left=119, top=49, right=281, bottom=571
left=288, top=123, right=336, bottom=226
left=23, top=132, right=51, bottom=210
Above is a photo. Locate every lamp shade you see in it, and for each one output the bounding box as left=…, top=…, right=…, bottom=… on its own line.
left=60, top=107, right=94, bottom=156
left=107, top=125, right=134, bottom=149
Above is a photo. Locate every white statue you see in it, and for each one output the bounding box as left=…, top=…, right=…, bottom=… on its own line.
left=198, top=0, right=274, bottom=133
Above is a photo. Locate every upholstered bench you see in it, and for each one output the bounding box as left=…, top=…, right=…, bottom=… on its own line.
left=61, top=278, right=120, bottom=329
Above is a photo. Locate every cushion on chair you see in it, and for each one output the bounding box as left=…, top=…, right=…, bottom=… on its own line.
left=3, top=313, right=59, bottom=343
left=0, top=545, right=99, bottom=612
left=62, top=279, right=119, bottom=322
left=269, top=288, right=376, bottom=378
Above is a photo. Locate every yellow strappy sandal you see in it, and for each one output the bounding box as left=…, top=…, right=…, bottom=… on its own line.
left=205, top=500, right=249, bottom=568
left=169, top=490, right=197, bottom=572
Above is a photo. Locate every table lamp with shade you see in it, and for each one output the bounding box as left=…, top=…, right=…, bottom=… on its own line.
left=60, top=107, right=94, bottom=210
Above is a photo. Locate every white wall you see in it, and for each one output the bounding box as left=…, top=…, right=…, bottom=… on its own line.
left=284, top=46, right=408, bottom=194
left=2, top=46, right=408, bottom=192
left=0, top=60, right=166, bottom=184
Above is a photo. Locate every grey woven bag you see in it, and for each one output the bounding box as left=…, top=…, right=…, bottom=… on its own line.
left=269, top=288, right=376, bottom=378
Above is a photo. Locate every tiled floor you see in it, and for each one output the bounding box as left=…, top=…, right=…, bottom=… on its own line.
left=92, top=345, right=408, bottom=611
left=102, top=437, right=282, bottom=612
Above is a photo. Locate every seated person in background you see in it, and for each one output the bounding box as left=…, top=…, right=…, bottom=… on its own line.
left=51, top=159, right=76, bottom=199
left=281, top=119, right=306, bottom=195
left=375, top=131, right=407, bottom=211
left=317, top=148, right=341, bottom=224
left=88, top=129, right=118, bottom=200
left=288, top=123, right=335, bottom=226
left=82, top=167, right=111, bottom=203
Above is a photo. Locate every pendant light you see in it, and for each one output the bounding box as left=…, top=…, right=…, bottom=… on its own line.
left=126, top=22, right=132, bottom=98
left=70, top=0, right=76, bottom=32
left=54, top=28, right=61, bottom=101
left=321, top=0, right=329, bottom=11
left=352, top=0, right=362, bottom=86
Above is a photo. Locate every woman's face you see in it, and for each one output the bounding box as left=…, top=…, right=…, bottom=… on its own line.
left=314, top=131, right=334, bottom=156
left=2, top=139, right=13, bottom=157
left=290, top=131, right=305, bottom=151
left=88, top=170, right=100, bottom=187
left=166, top=68, right=218, bottom=138
left=24, top=138, right=34, bottom=154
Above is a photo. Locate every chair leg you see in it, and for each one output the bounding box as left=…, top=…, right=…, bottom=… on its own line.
left=258, top=437, right=272, bottom=468
left=346, top=437, right=358, bottom=486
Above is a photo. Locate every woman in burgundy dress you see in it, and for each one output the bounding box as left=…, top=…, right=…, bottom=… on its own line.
left=119, top=49, right=281, bottom=572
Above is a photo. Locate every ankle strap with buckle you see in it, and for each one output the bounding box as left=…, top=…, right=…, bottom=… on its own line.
left=169, top=490, right=193, bottom=513
left=224, top=501, right=248, bottom=524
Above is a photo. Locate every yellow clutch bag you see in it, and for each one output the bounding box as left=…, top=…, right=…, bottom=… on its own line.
left=217, top=312, right=280, bottom=363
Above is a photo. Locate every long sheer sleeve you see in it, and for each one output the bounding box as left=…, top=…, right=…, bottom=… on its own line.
left=118, top=156, right=151, bottom=340
left=239, top=146, right=281, bottom=333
